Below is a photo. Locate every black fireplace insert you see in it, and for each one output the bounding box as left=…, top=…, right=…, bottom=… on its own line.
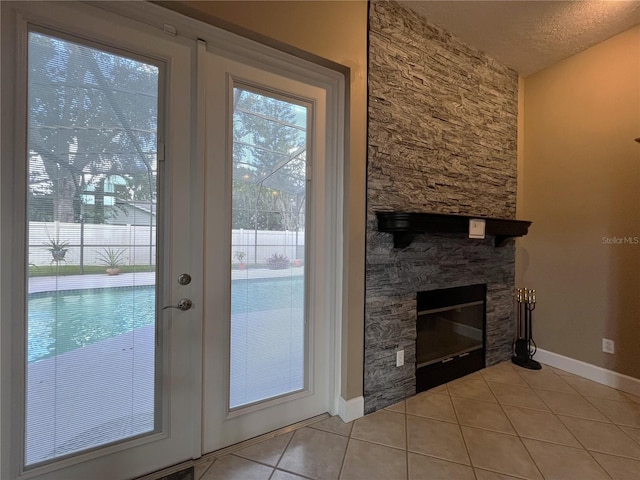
left=416, top=284, right=486, bottom=392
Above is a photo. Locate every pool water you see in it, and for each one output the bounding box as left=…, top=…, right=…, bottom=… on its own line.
left=28, top=286, right=156, bottom=363
left=232, top=276, right=304, bottom=315
left=28, top=276, right=304, bottom=363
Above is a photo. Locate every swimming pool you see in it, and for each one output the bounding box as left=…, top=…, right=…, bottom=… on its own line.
left=28, top=276, right=304, bottom=363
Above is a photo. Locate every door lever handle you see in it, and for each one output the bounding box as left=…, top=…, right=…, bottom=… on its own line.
left=163, top=298, right=193, bottom=311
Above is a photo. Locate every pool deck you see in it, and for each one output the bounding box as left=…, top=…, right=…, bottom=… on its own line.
left=26, top=266, right=306, bottom=463
left=29, top=272, right=156, bottom=293
left=29, top=266, right=304, bottom=293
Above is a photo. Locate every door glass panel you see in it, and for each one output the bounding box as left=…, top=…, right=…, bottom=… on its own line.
left=26, top=31, right=160, bottom=465
left=230, top=87, right=308, bottom=409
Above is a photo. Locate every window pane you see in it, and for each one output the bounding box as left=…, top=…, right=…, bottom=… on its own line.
left=230, top=87, right=308, bottom=408
left=26, top=31, right=159, bottom=465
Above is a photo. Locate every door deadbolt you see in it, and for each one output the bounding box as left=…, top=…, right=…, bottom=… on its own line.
left=163, top=298, right=193, bottom=311
left=178, top=273, right=191, bottom=285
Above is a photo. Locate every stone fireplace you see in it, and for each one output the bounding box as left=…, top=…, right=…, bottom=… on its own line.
left=365, top=1, right=519, bottom=414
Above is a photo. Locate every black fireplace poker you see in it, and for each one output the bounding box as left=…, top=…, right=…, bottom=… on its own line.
left=512, top=288, right=542, bottom=370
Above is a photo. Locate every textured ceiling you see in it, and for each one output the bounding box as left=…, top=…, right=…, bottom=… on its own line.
left=399, top=1, right=640, bottom=76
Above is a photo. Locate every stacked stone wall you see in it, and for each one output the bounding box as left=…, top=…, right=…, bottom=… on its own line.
left=365, top=0, right=519, bottom=413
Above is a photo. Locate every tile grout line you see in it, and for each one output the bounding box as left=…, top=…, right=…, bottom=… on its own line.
left=447, top=378, right=477, bottom=478
left=484, top=364, right=576, bottom=478
left=515, top=365, right=579, bottom=479
left=408, top=366, right=634, bottom=478
left=583, top=449, right=615, bottom=480
left=404, top=403, right=409, bottom=480
left=198, top=413, right=329, bottom=464
left=335, top=415, right=355, bottom=480
left=491, top=370, right=547, bottom=480
left=616, top=424, right=640, bottom=449
left=567, top=377, right=640, bottom=479
left=553, top=390, right=633, bottom=480
left=197, top=457, right=216, bottom=480
left=266, top=429, right=297, bottom=480
left=520, top=365, right=625, bottom=480
left=236, top=429, right=324, bottom=480
left=204, top=419, right=335, bottom=479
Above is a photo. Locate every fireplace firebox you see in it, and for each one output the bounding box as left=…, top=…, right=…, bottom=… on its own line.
left=416, top=284, right=486, bottom=392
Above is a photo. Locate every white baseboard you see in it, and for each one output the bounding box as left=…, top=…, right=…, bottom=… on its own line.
left=535, top=348, right=640, bottom=397
left=338, top=395, right=364, bottom=423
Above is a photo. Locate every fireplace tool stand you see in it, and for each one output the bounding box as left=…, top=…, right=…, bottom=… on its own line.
left=512, top=288, right=541, bottom=370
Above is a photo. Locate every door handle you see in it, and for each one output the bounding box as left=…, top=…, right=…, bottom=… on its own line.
left=163, top=298, right=193, bottom=311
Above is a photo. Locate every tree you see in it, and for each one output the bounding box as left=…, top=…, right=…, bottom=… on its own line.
left=27, top=31, right=159, bottom=224
left=232, top=88, right=307, bottom=231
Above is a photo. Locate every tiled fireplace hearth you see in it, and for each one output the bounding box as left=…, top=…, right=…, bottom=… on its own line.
left=365, top=1, right=519, bottom=414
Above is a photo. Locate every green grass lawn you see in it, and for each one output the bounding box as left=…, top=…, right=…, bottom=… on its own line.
left=29, top=264, right=156, bottom=277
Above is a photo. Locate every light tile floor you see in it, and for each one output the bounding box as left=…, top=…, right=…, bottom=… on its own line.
left=193, top=361, right=640, bottom=480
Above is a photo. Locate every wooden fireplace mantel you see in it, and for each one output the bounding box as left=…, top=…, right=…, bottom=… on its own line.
left=376, top=211, right=532, bottom=248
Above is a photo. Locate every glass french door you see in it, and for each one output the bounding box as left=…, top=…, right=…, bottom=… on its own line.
left=202, top=45, right=338, bottom=453
left=1, top=2, right=200, bottom=480
left=2, top=2, right=344, bottom=477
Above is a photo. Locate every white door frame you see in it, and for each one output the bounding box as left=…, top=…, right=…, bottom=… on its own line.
left=202, top=45, right=342, bottom=451
left=90, top=13, right=346, bottom=424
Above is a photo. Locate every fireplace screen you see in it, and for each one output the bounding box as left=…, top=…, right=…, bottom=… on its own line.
left=416, top=284, right=486, bottom=392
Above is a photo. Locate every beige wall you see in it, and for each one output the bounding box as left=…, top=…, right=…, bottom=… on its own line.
left=518, top=26, right=640, bottom=378
left=157, top=1, right=368, bottom=400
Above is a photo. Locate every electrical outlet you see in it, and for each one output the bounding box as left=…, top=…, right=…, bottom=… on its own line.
left=396, top=350, right=405, bottom=367
left=602, top=338, right=615, bottom=354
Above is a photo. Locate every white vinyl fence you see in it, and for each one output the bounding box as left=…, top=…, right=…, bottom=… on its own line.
left=232, top=228, right=305, bottom=265
left=29, top=222, right=305, bottom=267
left=29, top=222, right=156, bottom=267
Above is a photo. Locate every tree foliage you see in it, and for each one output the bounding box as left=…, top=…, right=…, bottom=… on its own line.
left=27, top=32, right=308, bottom=233
left=232, top=88, right=307, bottom=231
left=27, top=32, right=158, bottom=224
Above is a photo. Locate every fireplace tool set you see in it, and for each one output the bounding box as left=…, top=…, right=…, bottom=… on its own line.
left=512, top=288, right=542, bottom=370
